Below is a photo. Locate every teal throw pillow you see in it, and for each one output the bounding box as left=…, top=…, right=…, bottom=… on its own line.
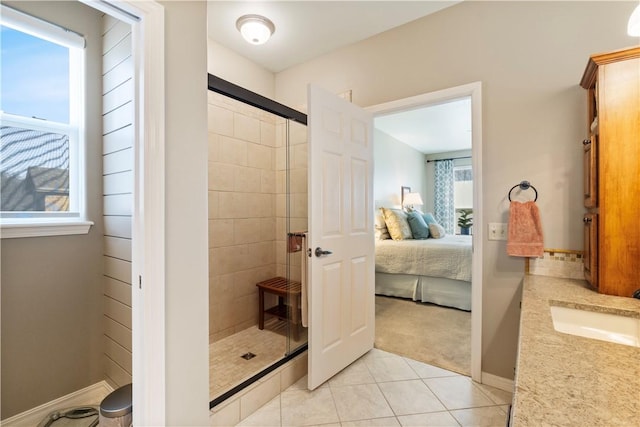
left=422, top=212, right=437, bottom=225
left=406, top=211, right=430, bottom=239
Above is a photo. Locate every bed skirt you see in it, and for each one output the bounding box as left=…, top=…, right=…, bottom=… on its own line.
left=375, top=272, right=471, bottom=311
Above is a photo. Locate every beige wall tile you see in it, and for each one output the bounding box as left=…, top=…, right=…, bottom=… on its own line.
left=208, top=132, right=220, bottom=162
left=219, top=136, right=248, bottom=166
left=234, top=218, right=262, bottom=245
left=209, top=397, right=240, bottom=426
left=218, top=192, right=246, bottom=219
left=276, top=170, right=286, bottom=194
left=275, top=122, right=286, bottom=148
left=234, top=113, right=260, bottom=143
left=239, top=369, right=281, bottom=419
left=275, top=146, right=286, bottom=171
left=289, top=122, right=307, bottom=145
left=208, top=162, right=235, bottom=191
left=208, top=104, right=234, bottom=137
left=208, top=191, right=218, bottom=220
left=234, top=166, right=261, bottom=193
left=260, top=121, right=276, bottom=147
left=247, top=143, right=273, bottom=170
left=293, top=143, right=308, bottom=169
left=280, top=354, right=308, bottom=391
left=258, top=217, right=276, bottom=241
left=290, top=169, right=307, bottom=193
left=210, top=219, right=234, bottom=248
left=261, top=169, right=276, bottom=194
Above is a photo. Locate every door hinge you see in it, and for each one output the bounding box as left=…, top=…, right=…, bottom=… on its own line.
left=139, top=275, right=142, bottom=289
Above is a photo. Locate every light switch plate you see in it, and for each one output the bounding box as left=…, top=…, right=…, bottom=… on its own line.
left=488, top=223, right=507, bottom=240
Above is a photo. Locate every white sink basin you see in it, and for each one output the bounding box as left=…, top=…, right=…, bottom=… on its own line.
left=550, top=305, right=640, bottom=347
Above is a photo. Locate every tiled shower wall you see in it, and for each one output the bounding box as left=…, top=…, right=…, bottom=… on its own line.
left=208, top=92, right=276, bottom=342
left=275, top=120, right=308, bottom=283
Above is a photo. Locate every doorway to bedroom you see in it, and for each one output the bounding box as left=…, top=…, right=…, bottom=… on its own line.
left=368, top=82, right=483, bottom=381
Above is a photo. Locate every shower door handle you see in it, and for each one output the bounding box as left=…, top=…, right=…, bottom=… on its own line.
left=315, top=247, right=333, bottom=257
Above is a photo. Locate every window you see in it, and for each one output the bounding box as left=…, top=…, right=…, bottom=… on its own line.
left=454, top=165, right=473, bottom=233
left=0, top=5, right=91, bottom=238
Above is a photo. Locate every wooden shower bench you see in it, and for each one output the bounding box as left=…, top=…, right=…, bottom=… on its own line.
left=256, top=277, right=302, bottom=340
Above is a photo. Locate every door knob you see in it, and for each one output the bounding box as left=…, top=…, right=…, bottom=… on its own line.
left=315, top=247, right=333, bottom=257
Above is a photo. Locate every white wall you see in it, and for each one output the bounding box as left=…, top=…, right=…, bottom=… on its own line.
left=207, top=38, right=275, bottom=99
left=374, top=129, right=426, bottom=209
left=161, top=1, right=210, bottom=424
left=273, top=1, right=639, bottom=379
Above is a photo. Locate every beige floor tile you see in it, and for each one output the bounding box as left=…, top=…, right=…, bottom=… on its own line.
left=364, top=354, right=419, bottom=383
left=424, top=376, right=494, bottom=410
left=237, top=396, right=281, bottom=427
left=281, top=387, right=339, bottom=426
left=342, top=417, right=401, bottom=426
left=449, top=406, right=508, bottom=426
left=378, top=379, right=446, bottom=416
left=397, top=411, right=461, bottom=427
left=361, top=347, right=397, bottom=362
left=328, top=360, right=375, bottom=387
left=404, top=358, right=461, bottom=379
left=330, top=383, right=394, bottom=422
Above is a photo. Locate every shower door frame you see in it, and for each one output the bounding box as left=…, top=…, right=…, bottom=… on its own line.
left=207, top=74, right=309, bottom=409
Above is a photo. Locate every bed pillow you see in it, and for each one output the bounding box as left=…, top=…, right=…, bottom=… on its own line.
left=428, top=222, right=446, bottom=239
left=375, top=210, right=391, bottom=240
left=381, top=207, right=413, bottom=240
left=422, top=212, right=437, bottom=225
left=406, top=211, right=430, bottom=239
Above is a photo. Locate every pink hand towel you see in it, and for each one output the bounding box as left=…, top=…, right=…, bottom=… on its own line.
left=507, top=201, right=544, bottom=257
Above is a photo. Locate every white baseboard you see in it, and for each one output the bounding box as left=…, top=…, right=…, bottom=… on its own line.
left=1, top=381, right=114, bottom=427
left=481, top=371, right=514, bottom=393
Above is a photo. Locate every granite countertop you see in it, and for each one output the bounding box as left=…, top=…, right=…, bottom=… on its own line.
left=511, top=275, right=640, bottom=426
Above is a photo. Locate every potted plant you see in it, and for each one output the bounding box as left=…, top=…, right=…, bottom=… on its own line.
left=457, top=209, right=473, bottom=235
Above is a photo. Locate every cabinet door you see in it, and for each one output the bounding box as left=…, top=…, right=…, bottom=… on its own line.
left=583, top=136, right=597, bottom=208
left=583, top=213, right=597, bottom=289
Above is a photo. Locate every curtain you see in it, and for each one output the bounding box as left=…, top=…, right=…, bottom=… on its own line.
left=434, top=159, right=455, bottom=234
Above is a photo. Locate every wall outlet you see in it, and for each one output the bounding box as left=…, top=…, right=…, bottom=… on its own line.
left=488, top=223, right=508, bottom=240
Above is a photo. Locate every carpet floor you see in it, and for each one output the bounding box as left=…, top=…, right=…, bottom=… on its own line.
left=374, top=295, right=471, bottom=376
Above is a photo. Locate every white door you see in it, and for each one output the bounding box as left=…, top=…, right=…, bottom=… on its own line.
left=307, top=84, right=375, bottom=389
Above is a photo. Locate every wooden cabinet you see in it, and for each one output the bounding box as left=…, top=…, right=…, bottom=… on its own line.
left=579, top=46, right=640, bottom=297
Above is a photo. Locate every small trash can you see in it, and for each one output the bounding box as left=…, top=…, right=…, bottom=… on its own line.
left=99, top=383, right=132, bottom=427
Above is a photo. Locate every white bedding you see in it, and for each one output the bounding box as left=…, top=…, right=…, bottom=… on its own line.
left=375, top=235, right=472, bottom=282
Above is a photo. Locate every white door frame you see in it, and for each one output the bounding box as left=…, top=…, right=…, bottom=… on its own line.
left=367, top=81, right=483, bottom=382
left=80, top=1, right=166, bottom=424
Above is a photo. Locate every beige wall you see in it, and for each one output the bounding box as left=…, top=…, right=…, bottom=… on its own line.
left=207, top=38, right=276, bottom=99
left=273, top=1, right=639, bottom=379
left=373, top=129, right=427, bottom=209
left=0, top=1, right=104, bottom=419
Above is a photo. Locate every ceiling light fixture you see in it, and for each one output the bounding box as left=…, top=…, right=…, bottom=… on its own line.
left=628, top=4, right=640, bottom=36
left=236, top=14, right=275, bottom=45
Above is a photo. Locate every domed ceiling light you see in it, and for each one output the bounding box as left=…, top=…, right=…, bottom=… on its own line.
left=628, top=4, right=640, bottom=36
left=236, top=14, right=275, bottom=45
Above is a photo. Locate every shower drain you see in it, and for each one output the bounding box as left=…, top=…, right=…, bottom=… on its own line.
left=240, top=352, right=256, bottom=360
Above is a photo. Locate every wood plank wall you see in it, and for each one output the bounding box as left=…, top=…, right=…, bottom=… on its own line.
left=102, top=14, right=133, bottom=387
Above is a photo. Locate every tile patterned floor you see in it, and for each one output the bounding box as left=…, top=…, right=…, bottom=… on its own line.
left=236, top=349, right=512, bottom=427
left=210, top=319, right=308, bottom=400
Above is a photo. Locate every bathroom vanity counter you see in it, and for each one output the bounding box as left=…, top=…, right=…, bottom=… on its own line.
left=511, top=275, right=640, bottom=426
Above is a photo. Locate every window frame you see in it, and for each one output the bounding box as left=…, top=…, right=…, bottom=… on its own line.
left=0, top=5, right=92, bottom=238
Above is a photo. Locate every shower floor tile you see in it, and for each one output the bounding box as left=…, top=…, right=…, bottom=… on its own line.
left=210, top=318, right=308, bottom=400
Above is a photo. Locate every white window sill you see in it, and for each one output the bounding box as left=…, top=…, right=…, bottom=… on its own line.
left=0, top=220, right=94, bottom=239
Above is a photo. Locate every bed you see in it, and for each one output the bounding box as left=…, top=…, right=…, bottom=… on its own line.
left=375, top=234, right=472, bottom=311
